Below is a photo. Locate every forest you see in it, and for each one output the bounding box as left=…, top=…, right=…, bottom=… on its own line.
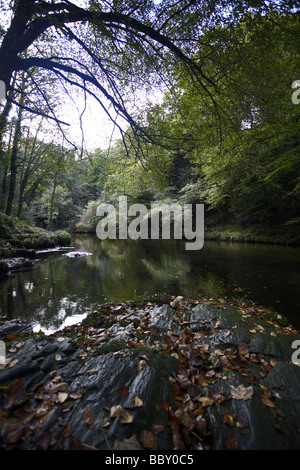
left=0, top=0, right=299, bottom=243
left=1, top=0, right=300, bottom=453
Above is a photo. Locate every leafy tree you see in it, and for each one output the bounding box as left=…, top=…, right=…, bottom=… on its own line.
left=0, top=0, right=296, bottom=153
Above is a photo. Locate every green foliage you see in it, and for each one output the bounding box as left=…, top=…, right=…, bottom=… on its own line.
left=0, top=2, right=299, bottom=237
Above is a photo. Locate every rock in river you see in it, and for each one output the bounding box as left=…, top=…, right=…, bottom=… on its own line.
left=63, top=251, right=93, bottom=258
left=0, top=257, right=35, bottom=275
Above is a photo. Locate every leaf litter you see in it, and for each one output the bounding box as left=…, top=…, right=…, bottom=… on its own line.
left=0, top=295, right=298, bottom=450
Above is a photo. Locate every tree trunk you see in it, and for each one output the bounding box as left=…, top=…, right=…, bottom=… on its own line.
left=5, top=104, right=23, bottom=215
left=48, top=179, right=57, bottom=230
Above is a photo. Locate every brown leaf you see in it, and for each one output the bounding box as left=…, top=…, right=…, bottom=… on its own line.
left=35, top=431, right=53, bottom=450
left=62, top=424, right=73, bottom=438
left=36, top=401, right=57, bottom=424
left=230, top=384, right=253, bottom=400
left=110, top=404, right=122, bottom=418
left=87, top=369, right=99, bottom=375
left=4, top=378, right=29, bottom=409
left=57, top=392, right=68, bottom=403
left=238, top=343, right=249, bottom=356
left=101, top=417, right=111, bottom=428
left=140, top=430, right=158, bottom=450
left=113, top=435, right=142, bottom=450
left=120, top=410, right=134, bottom=424
left=197, top=397, right=214, bottom=407
left=226, top=437, right=239, bottom=450
left=160, top=400, right=169, bottom=411
left=261, top=395, right=275, bottom=408
left=151, top=424, right=164, bottom=435
left=84, top=407, right=95, bottom=425
left=136, top=359, right=147, bottom=371
left=5, top=423, right=28, bottom=445
left=69, top=390, right=85, bottom=400
left=179, top=410, right=195, bottom=431
left=133, top=396, right=143, bottom=407
left=224, top=413, right=236, bottom=427
left=118, top=385, right=129, bottom=398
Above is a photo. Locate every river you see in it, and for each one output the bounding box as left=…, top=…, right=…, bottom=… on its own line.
left=0, top=235, right=300, bottom=333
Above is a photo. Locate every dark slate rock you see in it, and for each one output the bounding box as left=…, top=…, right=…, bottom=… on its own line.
left=0, top=320, right=33, bottom=339
left=1, top=301, right=300, bottom=450
left=0, top=257, right=35, bottom=274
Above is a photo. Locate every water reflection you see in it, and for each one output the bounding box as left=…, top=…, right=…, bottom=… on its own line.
left=0, top=235, right=300, bottom=332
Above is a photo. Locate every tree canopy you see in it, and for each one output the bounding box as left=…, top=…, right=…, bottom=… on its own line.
left=0, top=0, right=297, bottom=149
left=0, top=0, right=299, bottom=232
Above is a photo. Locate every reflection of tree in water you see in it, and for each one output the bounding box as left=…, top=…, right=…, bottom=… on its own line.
left=1, top=236, right=300, bottom=332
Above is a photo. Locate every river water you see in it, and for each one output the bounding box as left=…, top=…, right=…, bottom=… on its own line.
left=0, top=235, right=300, bottom=333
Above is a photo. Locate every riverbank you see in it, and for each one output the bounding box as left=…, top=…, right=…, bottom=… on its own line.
left=0, top=213, right=71, bottom=274
left=205, top=223, right=300, bottom=246
left=75, top=217, right=300, bottom=247
left=1, top=295, right=300, bottom=450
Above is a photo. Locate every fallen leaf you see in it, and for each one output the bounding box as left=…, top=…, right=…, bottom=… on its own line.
left=198, top=397, right=214, bottom=407
left=69, top=390, right=85, bottom=400
left=179, top=410, right=195, bottom=430
left=238, top=343, right=249, bottom=356
left=84, top=407, right=95, bottom=425
left=151, top=424, right=164, bottom=435
left=4, top=378, right=29, bottom=409
left=160, top=400, right=169, bottom=411
left=261, top=395, right=275, bottom=408
left=36, top=401, right=57, bottom=424
left=140, top=430, right=158, bottom=450
left=55, top=353, right=62, bottom=361
left=9, top=358, right=19, bottom=368
left=170, top=296, right=183, bottom=308
left=113, top=436, right=142, bottom=450
left=230, top=384, right=253, bottom=400
left=56, top=337, right=65, bottom=342
left=136, top=360, right=147, bottom=371
left=62, top=424, right=73, bottom=437
left=101, top=417, right=111, bottom=428
left=224, top=413, right=236, bottom=427
left=236, top=421, right=244, bottom=428
left=226, top=437, right=239, bottom=450
left=87, top=369, right=98, bottom=375
left=118, top=385, right=129, bottom=398
left=133, top=396, right=143, bottom=407
left=120, top=410, right=134, bottom=424
left=110, top=404, right=122, bottom=418
left=57, top=392, right=68, bottom=403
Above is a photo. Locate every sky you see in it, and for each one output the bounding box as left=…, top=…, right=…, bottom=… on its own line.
left=0, top=0, right=165, bottom=152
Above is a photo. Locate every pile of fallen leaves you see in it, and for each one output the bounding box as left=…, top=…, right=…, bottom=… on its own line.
left=0, top=295, right=298, bottom=450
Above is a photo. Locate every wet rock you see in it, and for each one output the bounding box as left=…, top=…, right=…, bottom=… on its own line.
left=0, top=319, right=33, bottom=340
left=0, top=257, right=35, bottom=274
left=63, top=251, right=93, bottom=258
left=1, top=298, right=300, bottom=450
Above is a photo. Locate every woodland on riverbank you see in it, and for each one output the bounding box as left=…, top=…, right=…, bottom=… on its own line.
left=0, top=1, right=299, bottom=241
